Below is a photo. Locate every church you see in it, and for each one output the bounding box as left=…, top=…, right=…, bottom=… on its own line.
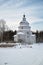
left=14, top=15, right=36, bottom=44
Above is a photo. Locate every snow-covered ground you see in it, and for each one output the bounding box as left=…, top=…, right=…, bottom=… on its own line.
left=0, top=43, right=43, bottom=65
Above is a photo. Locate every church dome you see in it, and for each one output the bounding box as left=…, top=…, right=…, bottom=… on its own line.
left=20, top=14, right=29, bottom=25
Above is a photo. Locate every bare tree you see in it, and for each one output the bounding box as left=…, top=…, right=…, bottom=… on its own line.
left=0, top=19, right=6, bottom=32
left=0, top=19, right=6, bottom=42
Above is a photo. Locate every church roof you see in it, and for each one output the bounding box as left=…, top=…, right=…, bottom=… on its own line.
left=20, top=14, right=29, bottom=25
left=17, top=32, right=24, bottom=35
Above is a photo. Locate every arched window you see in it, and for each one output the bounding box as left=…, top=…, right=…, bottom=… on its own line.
left=21, top=27, right=23, bottom=29
left=27, top=32, right=29, bottom=34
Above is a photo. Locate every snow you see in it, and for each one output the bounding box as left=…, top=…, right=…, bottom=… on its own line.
left=0, top=43, right=43, bottom=65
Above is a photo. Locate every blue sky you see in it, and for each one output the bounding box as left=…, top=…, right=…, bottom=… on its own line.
left=0, top=0, right=43, bottom=31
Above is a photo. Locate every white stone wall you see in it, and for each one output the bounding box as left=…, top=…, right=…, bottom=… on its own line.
left=30, top=35, right=36, bottom=43
left=17, top=33, right=26, bottom=43
left=14, top=15, right=36, bottom=44
left=14, top=35, right=18, bottom=42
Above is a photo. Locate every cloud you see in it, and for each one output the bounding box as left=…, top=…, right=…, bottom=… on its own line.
left=0, top=0, right=43, bottom=8
left=0, top=0, right=43, bottom=31
left=18, top=0, right=43, bottom=8
left=31, top=21, right=43, bottom=31
left=0, top=0, right=10, bottom=6
left=0, top=0, right=23, bottom=8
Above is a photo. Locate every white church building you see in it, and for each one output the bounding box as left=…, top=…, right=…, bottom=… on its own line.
left=14, top=15, right=36, bottom=44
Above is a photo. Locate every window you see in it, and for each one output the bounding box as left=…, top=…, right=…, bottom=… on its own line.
left=27, top=32, right=29, bottom=34
left=21, top=27, right=23, bottom=29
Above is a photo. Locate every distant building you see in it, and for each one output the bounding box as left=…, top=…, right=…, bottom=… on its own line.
left=14, top=15, right=36, bottom=44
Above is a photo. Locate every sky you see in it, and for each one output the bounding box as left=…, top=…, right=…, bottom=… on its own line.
left=0, top=0, right=43, bottom=31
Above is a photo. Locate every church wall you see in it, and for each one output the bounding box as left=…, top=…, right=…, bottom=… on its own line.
left=14, top=15, right=36, bottom=44
left=17, top=34, right=26, bottom=43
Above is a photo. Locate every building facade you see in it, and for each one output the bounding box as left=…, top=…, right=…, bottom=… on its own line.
left=14, top=15, right=36, bottom=44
